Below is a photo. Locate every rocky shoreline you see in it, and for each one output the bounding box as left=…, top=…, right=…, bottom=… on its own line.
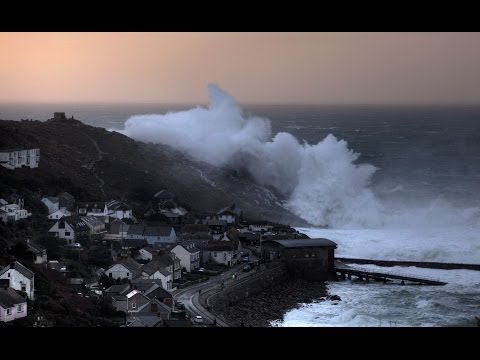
left=220, top=277, right=329, bottom=327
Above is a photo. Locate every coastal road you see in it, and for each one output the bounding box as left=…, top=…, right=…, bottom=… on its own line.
left=173, top=250, right=257, bottom=326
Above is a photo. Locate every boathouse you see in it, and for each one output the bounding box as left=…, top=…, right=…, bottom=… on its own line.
left=261, top=238, right=337, bottom=280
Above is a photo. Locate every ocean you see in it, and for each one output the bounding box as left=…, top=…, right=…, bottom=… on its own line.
left=2, top=98, right=480, bottom=327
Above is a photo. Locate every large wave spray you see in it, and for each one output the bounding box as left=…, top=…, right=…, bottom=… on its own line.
left=120, top=84, right=383, bottom=227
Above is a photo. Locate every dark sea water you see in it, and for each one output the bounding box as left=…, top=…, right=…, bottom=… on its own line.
left=2, top=103, right=480, bottom=326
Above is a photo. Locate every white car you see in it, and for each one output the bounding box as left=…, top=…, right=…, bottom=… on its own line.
left=71, top=243, right=82, bottom=248
left=194, top=315, right=204, bottom=324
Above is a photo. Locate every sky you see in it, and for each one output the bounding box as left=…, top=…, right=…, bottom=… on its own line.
left=1, top=32, right=480, bottom=105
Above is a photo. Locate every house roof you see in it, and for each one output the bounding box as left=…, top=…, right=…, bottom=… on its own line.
left=105, top=284, right=130, bottom=294
left=127, top=224, right=145, bottom=236
left=127, top=315, right=162, bottom=327
left=43, top=196, right=59, bottom=204
left=144, top=285, right=172, bottom=301
left=144, top=226, right=173, bottom=237
left=262, top=238, right=337, bottom=249
left=81, top=216, right=104, bottom=227
left=0, top=288, right=26, bottom=308
left=126, top=289, right=140, bottom=298
left=137, top=298, right=171, bottom=314
left=107, top=200, right=131, bottom=211
left=141, top=260, right=171, bottom=276
left=0, top=261, right=34, bottom=279
left=121, top=258, right=142, bottom=271
left=63, top=216, right=89, bottom=231
left=122, top=238, right=148, bottom=248
left=27, top=242, right=45, bottom=253
left=202, top=241, right=234, bottom=252
left=207, top=219, right=227, bottom=226
left=0, top=209, right=7, bottom=215
left=141, top=246, right=155, bottom=254
left=59, top=192, right=75, bottom=201
left=217, top=203, right=242, bottom=216
left=77, top=202, right=106, bottom=210
left=0, top=199, right=8, bottom=206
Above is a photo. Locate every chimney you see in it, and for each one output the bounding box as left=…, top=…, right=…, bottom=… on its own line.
left=10, top=258, right=16, bottom=269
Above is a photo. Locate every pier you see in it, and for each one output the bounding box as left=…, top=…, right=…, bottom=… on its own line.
left=335, top=264, right=447, bottom=285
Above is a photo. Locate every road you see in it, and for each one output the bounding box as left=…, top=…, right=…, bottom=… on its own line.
left=173, top=250, right=257, bottom=327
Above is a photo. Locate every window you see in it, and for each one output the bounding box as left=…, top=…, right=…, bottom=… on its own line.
left=109, top=273, right=112, bottom=278
left=7, top=273, right=10, bottom=278
left=21, top=284, right=26, bottom=292
left=213, top=252, right=217, bottom=258
left=6, top=308, right=11, bottom=315
left=65, top=231, right=70, bottom=236
left=132, top=302, right=136, bottom=309
left=79, top=208, right=86, bottom=214
left=17, top=304, right=23, bottom=312
left=126, top=272, right=129, bottom=277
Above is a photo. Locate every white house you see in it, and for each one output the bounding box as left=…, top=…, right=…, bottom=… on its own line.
left=171, top=244, right=200, bottom=272
left=140, top=261, right=173, bottom=291
left=248, top=224, right=273, bottom=233
left=106, top=200, right=133, bottom=220
left=41, top=197, right=59, bottom=215
left=77, top=202, right=108, bottom=217
left=0, top=287, right=28, bottom=322
left=47, top=209, right=71, bottom=220
left=216, top=203, right=242, bottom=225
left=201, top=241, right=237, bottom=267
left=80, top=216, right=106, bottom=236
left=0, top=148, right=40, bottom=170
left=135, top=247, right=154, bottom=262
left=0, top=261, right=35, bottom=300
left=26, top=241, right=48, bottom=265
left=0, top=203, right=31, bottom=222
left=105, top=259, right=141, bottom=280
left=48, top=216, right=89, bottom=245
left=144, top=226, right=177, bottom=245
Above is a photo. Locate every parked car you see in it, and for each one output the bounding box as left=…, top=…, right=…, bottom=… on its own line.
left=71, top=243, right=82, bottom=248
left=194, top=315, right=204, bottom=324
left=243, top=265, right=252, bottom=272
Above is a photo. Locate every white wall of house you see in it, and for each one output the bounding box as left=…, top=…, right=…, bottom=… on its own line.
left=248, top=224, right=273, bottom=232
left=110, top=209, right=133, bottom=219
left=171, top=245, right=199, bottom=272
left=203, top=250, right=235, bottom=266
left=41, top=198, right=59, bottom=215
left=0, top=204, right=31, bottom=221
left=34, top=253, right=48, bottom=265
left=141, top=271, right=172, bottom=290
left=218, top=214, right=235, bottom=224
left=48, top=221, right=76, bottom=244
left=106, top=264, right=133, bottom=280
left=47, top=209, right=71, bottom=220
left=0, top=302, right=27, bottom=322
left=136, top=249, right=153, bottom=261
left=0, top=269, right=34, bottom=300
left=0, top=149, right=40, bottom=170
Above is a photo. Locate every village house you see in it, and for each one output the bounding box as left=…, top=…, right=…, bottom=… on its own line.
left=80, top=215, right=106, bottom=237
left=144, top=226, right=177, bottom=245
left=105, top=258, right=142, bottom=280
left=125, top=298, right=171, bottom=327
left=206, top=219, right=228, bottom=239
left=200, top=241, right=238, bottom=267
left=114, top=289, right=151, bottom=314
left=58, top=192, right=75, bottom=212
left=105, top=218, right=130, bottom=241
left=0, top=148, right=40, bottom=170
left=127, top=224, right=145, bottom=240
left=131, top=279, right=173, bottom=307
left=171, top=243, right=200, bottom=272
left=0, top=260, right=35, bottom=300
left=77, top=202, right=108, bottom=217
left=216, top=203, right=242, bottom=225
left=48, top=216, right=89, bottom=245
left=41, top=197, right=59, bottom=215
left=26, top=240, right=48, bottom=265
left=0, top=287, right=28, bottom=322
left=248, top=223, right=274, bottom=233
left=47, top=209, right=71, bottom=220
left=140, top=261, right=173, bottom=291
left=135, top=246, right=155, bottom=262
left=0, top=198, right=32, bottom=223
left=106, top=200, right=133, bottom=220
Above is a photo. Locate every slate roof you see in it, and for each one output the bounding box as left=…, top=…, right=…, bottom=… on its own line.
left=122, top=238, right=148, bottom=248
left=144, top=226, right=173, bottom=237
left=44, top=196, right=59, bottom=204
left=0, top=261, right=34, bottom=279
left=0, top=288, right=26, bottom=308
left=217, top=203, right=242, bottom=216
left=127, top=224, right=145, bottom=236
left=262, top=238, right=337, bottom=248
left=105, top=284, right=130, bottom=294
left=141, top=260, right=171, bottom=276
left=145, top=285, right=172, bottom=301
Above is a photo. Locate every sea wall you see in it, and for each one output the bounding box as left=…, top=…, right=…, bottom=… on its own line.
left=199, top=262, right=287, bottom=320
